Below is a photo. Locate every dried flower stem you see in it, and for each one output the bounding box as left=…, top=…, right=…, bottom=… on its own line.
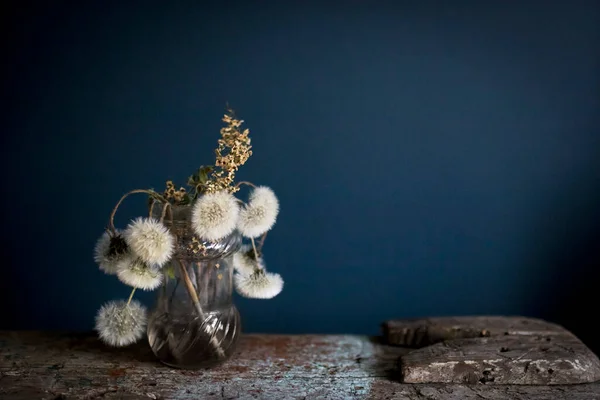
left=258, top=231, right=268, bottom=252
left=148, top=200, right=156, bottom=219
left=204, top=111, right=252, bottom=194
left=234, top=181, right=257, bottom=190
left=109, top=189, right=168, bottom=234
left=177, top=259, right=201, bottom=312
left=176, top=258, right=225, bottom=358
left=159, top=201, right=172, bottom=224
left=250, top=237, right=259, bottom=260
left=126, top=288, right=136, bottom=306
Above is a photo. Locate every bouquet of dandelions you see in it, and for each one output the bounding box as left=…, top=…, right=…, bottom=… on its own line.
left=93, top=110, right=282, bottom=348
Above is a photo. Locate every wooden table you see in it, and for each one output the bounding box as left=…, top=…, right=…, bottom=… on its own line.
left=1, top=331, right=600, bottom=399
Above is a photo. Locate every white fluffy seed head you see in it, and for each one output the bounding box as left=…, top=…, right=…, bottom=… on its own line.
left=233, top=244, right=265, bottom=276
left=94, top=231, right=130, bottom=275
left=234, top=270, right=283, bottom=299
left=95, top=299, right=147, bottom=347
left=123, top=218, right=175, bottom=266
left=116, top=256, right=163, bottom=290
left=191, top=191, right=240, bottom=241
left=237, top=186, right=279, bottom=238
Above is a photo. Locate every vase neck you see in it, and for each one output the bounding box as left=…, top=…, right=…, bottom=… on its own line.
left=150, top=202, right=242, bottom=260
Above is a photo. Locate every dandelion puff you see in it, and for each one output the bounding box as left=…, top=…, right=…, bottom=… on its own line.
left=233, top=244, right=265, bottom=276
left=234, top=269, right=284, bottom=299
left=116, top=256, right=162, bottom=290
left=95, top=299, right=147, bottom=347
left=191, top=191, right=240, bottom=241
left=123, top=217, right=175, bottom=266
left=237, top=186, right=279, bottom=238
left=94, top=230, right=129, bottom=275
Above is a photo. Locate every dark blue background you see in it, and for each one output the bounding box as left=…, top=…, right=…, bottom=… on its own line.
left=2, top=1, right=599, bottom=351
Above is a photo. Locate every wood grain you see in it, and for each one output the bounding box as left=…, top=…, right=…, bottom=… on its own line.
left=400, top=335, right=600, bottom=385
left=383, top=316, right=600, bottom=385
left=382, top=316, right=574, bottom=347
left=1, top=331, right=600, bottom=399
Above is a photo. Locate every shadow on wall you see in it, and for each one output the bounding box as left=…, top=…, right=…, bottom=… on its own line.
left=546, top=238, right=600, bottom=355
left=534, top=174, right=600, bottom=356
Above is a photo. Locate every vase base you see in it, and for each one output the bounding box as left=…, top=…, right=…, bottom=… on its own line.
left=158, top=355, right=234, bottom=370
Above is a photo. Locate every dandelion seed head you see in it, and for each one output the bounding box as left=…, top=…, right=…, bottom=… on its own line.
left=234, top=270, right=283, bottom=299
left=249, top=186, right=279, bottom=208
left=94, top=231, right=129, bottom=275
left=191, top=191, right=240, bottom=241
left=116, top=256, right=162, bottom=290
left=237, top=186, right=279, bottom=238
left=95, top=299, right=147, bottom=347
left=124, top=217, right=174, bottom=266
left=232, top=244, right=264, bottom=275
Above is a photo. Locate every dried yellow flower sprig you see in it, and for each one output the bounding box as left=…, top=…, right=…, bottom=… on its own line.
left=204, top=110, right=252, bottom=194
left=165, top=110, right=253, bottom=204
left=163, top=181, right=187, bottom=203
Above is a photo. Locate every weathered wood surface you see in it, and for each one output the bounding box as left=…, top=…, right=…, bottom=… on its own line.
left=383, top=316, right=600, bottom=386
left=401, top=335, right=600, bottom=385
left=2, top=332, right=600, bottom=399
left=382, top=316, right=575, bottom=347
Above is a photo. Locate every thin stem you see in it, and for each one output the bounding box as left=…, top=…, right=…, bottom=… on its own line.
left=108, top=189, right=168, bottom=233
left=176, top=258, right=225, bottom=358
left=160, top=201, right=172, bottom=224
left=234, top=181, right=257, bottom=189
left=257, top=231, right=268, bottom=252
left=148, top=199, right=156, bottom=218
left=250, top=236, right=259, bottom=259
left=177, top=259, right=202, bottom=314
left=126, top=288, right=136, bottom=306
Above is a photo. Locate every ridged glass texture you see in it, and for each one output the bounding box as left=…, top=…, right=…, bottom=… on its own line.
left=147, top=204, right=242, bottom=368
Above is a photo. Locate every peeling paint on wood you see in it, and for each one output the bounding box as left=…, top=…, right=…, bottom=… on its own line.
left=1, top=331, right=600, bottom=399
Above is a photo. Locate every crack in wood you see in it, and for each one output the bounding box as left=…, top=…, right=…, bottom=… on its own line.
left=514, top=349, right=534, bottom=362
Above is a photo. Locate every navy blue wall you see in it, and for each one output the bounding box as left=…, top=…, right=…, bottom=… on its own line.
left=2, top=1, right=599, bottom=350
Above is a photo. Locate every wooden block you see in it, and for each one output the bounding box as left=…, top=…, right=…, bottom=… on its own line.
left=383, top=316, right=600, bottom=385
left=400, top=335, right=600, bottom=385
left=382, top=316, right=573, bottom=347
left=382, top=316, right=572, bottom=347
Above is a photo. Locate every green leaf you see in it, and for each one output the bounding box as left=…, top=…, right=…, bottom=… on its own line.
left=187, top=175, right=194, bottom=186
left=199, top=170, right=208, bottom=184
left=193, top=165, right=211, bottom=184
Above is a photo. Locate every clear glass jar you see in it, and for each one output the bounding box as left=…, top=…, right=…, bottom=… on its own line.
left=147, top=203, right=242, bottom=368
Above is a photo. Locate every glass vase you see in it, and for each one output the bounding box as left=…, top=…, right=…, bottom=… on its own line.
left=147, top=203, right=242, bottom=369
